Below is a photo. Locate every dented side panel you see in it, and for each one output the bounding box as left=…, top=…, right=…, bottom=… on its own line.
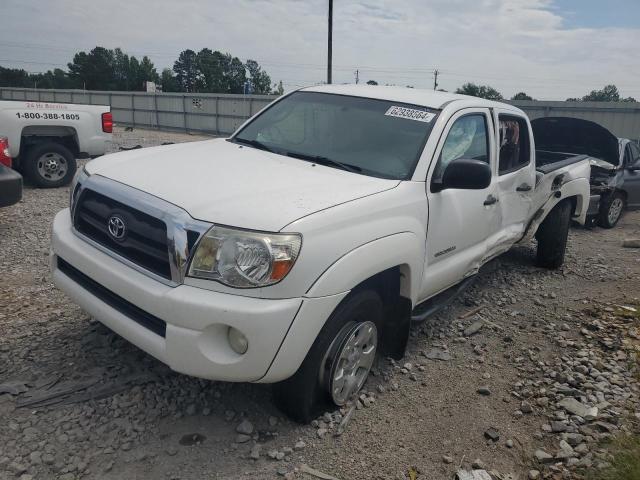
left=519, top=163, right=591, bottom=245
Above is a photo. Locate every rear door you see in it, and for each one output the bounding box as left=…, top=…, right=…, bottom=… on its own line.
left=624, top=142, right=640, bottom=208
left=420, top=108, right=500, bottom=301
left=494, top=111, right=535, bottom=249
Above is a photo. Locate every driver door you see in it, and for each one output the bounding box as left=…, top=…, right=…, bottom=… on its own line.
left=420, top=108, right=500, bottom=302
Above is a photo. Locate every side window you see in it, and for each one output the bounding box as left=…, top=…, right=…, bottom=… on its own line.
left=624, top=146, right=633, bottom=165
left=629, top=143, right=640, bottom=164
left=432, top=114, right=489, bottom=184
left=498, top=115, right=530, bottom=175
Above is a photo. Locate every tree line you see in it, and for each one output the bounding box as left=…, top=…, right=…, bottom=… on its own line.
left=1, top=53, right=636, bottom=102
left=453, top=82, right=636, bottom=102
left=0, top=46, right=279, bottom=94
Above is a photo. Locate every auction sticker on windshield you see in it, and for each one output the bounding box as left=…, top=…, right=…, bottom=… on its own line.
left=385, top=106, right=435, bottom=123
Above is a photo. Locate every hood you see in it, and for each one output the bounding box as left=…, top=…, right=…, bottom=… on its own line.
left=531, top=117, right=620, bottom=166
left=85, top=139, right=399, bottom=231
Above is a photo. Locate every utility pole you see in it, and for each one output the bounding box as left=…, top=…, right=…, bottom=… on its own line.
left=433, top=69, right=439, bottom=90
left=327, top=0, right=333, bottom=84
left=355, top=69, right=359, bottom=84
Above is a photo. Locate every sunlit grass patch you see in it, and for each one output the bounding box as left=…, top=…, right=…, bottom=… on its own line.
left=587, top=434, right=640, bottom=480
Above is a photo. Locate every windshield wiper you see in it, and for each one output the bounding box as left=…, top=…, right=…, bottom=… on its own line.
left=232, top=137, right=275, bottom=153
left=284, top=151, right=362, bottom=173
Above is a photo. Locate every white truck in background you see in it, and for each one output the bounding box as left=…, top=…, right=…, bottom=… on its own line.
left=0, top=100, right=112, bottom=187
left=51, top=85, right=593, bottom=422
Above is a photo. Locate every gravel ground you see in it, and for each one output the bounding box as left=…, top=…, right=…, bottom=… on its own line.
left=1, top=127, right=639, bottom=480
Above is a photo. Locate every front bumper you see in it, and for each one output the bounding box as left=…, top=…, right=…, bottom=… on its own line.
left=0, top=165, right=22, bottom=207
left=51, top=209, right=309, bottom=382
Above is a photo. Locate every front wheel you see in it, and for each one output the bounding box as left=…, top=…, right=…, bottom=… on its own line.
left=273, top=290, right=382, bottom=423
left=23, top=142, right=76, bottom=188
left=598, top=192, right=625, bottom=229
left=535, top=200, right=571, bottom=269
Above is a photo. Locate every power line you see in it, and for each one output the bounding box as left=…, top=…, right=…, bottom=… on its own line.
left=0, top=40, right=637, bottom=85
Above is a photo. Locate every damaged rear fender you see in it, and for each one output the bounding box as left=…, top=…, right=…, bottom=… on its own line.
left=519, top=178, right=589, bottom=244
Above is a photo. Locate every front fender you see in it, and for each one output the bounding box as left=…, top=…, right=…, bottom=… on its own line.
left=259, top=232, right=423, bottom=383
left=306, top=231, right=423, bottom=303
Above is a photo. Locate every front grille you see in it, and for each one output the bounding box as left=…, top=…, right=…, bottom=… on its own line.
left=74, top=189, right=172, bottom=279
left=58, top=257, right=167, bottom=337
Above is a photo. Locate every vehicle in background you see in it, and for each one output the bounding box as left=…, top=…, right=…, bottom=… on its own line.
left=532, top=117, right=640, bottom=228
left=0, top=100, right=112, bottom=188
left=0, top=137, right=22, bottom=207
left=592, top=138, right=640, bottom=227
left=51, top=86, right=592, bottom=422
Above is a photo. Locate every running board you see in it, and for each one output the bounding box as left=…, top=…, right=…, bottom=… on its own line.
left=410, top=276, right=476, bottom=324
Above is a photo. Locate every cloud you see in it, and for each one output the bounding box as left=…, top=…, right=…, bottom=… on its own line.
left=0, top=0, right=638, bottom=99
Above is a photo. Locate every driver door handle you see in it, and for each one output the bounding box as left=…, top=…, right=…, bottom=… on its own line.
left=516, top=183, right=532, bottom=192
left=483, top=194, right=498, bottom=206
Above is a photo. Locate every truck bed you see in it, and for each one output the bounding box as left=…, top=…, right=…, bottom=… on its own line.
left=535, top=150, right=590, bottom=174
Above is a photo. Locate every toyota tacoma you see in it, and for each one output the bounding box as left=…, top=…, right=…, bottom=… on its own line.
left=51, top=86, right=592, bottom=422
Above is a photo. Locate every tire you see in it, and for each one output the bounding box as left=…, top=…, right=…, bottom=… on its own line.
left=23, top=142, right=76, bottom=188
left=273, top=290, right=383, bottom=423
left=535, top=200, right=571, bottom=269
left=598, top=192, right=625, bottom=229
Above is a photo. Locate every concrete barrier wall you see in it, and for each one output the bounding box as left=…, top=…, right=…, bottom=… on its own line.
left=0, top=87, right=275, bottom=136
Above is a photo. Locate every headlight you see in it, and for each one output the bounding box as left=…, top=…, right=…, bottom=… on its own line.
left=69, top=166, right=89, bottom=210
left=188, top=226, right=302, bottom=288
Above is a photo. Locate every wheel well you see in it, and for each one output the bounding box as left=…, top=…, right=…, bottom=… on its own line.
left=600, top=189, right=627, bottom=207
left=350, top=266, right=411, bottom=360
left=19, top=126, right=80, bottom=161
left=566, top=195, right=577, bottom=216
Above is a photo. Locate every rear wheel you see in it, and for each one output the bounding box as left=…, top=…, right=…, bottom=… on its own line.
left=23, top=142, right=76, bottom=188
left=273, top=290, right=382, bottom=423
left=598, top=192, right=625, bottom=229
left=535, top=200, right=571, bottom=269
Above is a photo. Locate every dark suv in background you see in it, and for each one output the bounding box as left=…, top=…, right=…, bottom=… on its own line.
left=532, top=117, right=640, bottom=228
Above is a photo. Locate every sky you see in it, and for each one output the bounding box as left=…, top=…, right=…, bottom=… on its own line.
left=1, top=0, right=639, bottom=100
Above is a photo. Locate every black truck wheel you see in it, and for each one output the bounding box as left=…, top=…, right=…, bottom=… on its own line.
left=598, top=192, right=624, bottom=229
left=535, top=199, right=571, bottom=269
left=273, top=290, right=382, bottom=423
left=23, top=142, right=76, bottom=188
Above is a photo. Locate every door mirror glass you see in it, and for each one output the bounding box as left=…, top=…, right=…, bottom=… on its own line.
left=439, top=158, right=492, bottom=191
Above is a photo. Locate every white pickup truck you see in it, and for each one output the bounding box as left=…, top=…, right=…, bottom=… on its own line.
left=0, top=100, right=112, bottom=187
left=51, top=85, right=592, bottom=422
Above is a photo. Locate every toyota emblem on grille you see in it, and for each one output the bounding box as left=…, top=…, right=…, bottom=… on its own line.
left=107, top=215, right=126, bottom=240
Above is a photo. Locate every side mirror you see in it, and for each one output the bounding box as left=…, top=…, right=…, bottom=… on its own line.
left=440, top=158, right=492, bottom=190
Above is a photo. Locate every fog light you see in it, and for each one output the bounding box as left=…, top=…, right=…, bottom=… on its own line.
left=227, top=327, right=248, bottom=354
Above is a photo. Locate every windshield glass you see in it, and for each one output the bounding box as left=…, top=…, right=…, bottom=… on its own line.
left=232, top=91, right=439, bottom=179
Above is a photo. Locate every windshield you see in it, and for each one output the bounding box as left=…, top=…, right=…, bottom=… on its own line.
left=232, top=91, right=439, bottom=180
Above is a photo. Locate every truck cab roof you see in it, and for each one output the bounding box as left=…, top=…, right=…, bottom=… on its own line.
left=301, top=84, right=517, bottom=111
